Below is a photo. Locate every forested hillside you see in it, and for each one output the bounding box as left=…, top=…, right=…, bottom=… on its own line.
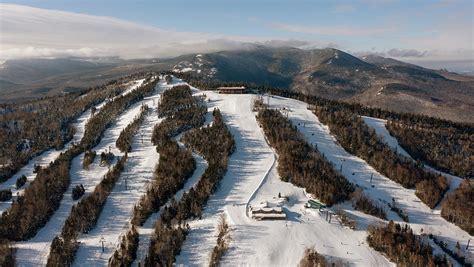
left=255, top=100, right=353, bottom=205
left=0, top=74, right=471, bottom=266
left=0, top=74, right=158, bottom=241
left=387, top=121, right=473, bottom=178
left=0, top=75, right=129, bottom=182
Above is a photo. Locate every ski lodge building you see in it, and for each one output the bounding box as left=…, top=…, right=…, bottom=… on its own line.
left=217, top=86, right=246, bottom=94
left=250, top=202, right=286, bottom=220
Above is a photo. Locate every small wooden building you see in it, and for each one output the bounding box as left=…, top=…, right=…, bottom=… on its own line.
left=217, top=86, right=246, bottom=94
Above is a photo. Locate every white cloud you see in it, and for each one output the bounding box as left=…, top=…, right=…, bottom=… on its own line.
left=386, top=49, right=427, bottom=58
left=0, top=4, right=305, bottom=61
left=0, top=3, right=471, bottom=68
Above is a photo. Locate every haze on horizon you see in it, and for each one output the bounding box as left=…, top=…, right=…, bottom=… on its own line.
left=0, top=0, right=473, bottom=72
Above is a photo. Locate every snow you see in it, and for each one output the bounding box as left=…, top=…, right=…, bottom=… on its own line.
left=176, top=90, right=390, bottom=267
left=13, top=78, right=151, bottom=266
left=263, top=96, right=472, bottom=259
left=181, top=67, right=194, bottom=72
left=376, top=86, right=384, bottom=96
left=177, top=88, right=471, bottom=266
left=0, top=79, right=144, bottom=214
left=131, top=79, right=208, bottom=266
left=72, top=91, right=164, bottom=266
left=133, top=147, right=207, bottom=266
left=362, top=116, right=464, bottom=209
left=175, top=92, right=277, bottom=266
left=208, top=67, right=218, bottom=77
left=7, top=76, right=471, bottom=266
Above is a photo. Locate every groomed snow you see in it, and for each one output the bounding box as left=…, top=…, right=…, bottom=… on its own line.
left=362, top=116, right=464, bottom=209
left=133, top=147, right=207, bottom=267
left=175, top=91, right=278, bottom=266
left=265, top=96, right=472, bottom=259
left=131, top=79, right=209, bottom=266
left=13, top=78, right=150, bottom=266
left=177, top=85, right=471, bottom=266
left=0, top=79, right=144, bottom=214
left=9, top=76, right=472, bottom=266
left=72, top=88, right=164, bottom=266
left=176, top=90, right=391, bottom=267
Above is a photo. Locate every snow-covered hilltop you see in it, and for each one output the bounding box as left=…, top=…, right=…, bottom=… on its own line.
left=0, top=75, right=472, bottom=267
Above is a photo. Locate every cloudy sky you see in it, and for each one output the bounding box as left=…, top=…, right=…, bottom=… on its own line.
left=0, top=0, right=473, bottom=71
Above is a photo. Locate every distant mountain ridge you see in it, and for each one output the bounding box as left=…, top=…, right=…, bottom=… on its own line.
left=1, top=47, right=473, bottom=123
left=0, top=57, right=159, bottom=101
left=167, top=47, right=474, bottom=123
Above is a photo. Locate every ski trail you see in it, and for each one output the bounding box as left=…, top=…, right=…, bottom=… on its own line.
left=267, top=96, right=472, bottom=259
left=72, top=100, right=162, bottom=266
left=133, top=148, right=208, bottom=266
left=14, top=79, right=150, bottom=266
left=362, top=116, right=464, bottom=210
left=176, top=91, right=276, bottom=266
left=0, top=79, right=145, bottom=214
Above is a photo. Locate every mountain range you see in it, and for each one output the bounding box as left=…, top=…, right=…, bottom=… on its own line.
left=1, top=46, right=473, bottom=123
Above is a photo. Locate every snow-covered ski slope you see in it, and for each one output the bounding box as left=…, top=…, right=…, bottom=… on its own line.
left=72, top=86, right=164, bottom=266
left=133, top=81, right=209, bottom=266
left=176, top=82, right=471, bottom=266
left=264, top=96, right=472, bottom=258
left=0, top=79, right=145, bottom=214
left=176, top=89, right=391, bottom=267
left=8, top=76, right=472, bottom=266
left=362, top=116, right=464, bottom=207
left=133, top=145, right=208, bottom=266
left=13, top=78, right=149, bottom=266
